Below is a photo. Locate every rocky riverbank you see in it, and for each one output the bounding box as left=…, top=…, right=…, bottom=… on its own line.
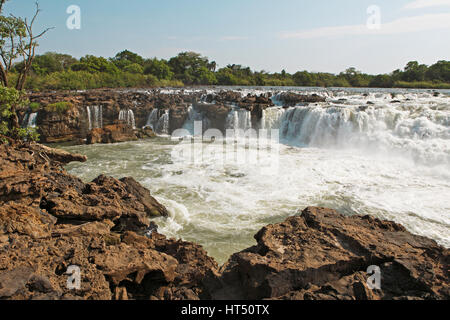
left=19, top=88, right=327, bottom=144
left=0, top=141, right=448, bottom=300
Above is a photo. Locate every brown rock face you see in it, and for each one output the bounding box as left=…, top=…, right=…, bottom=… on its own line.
left=86, top=123, right=138, bottom=144
left=0, top=142, right=168, bottom=236
left=0, top=142, right=448, bottom=300
left=207, top=207, right=449, bottom=300
left=0, top=141, right=217, bottom=300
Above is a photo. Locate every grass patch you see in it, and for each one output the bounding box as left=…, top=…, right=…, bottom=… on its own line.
left=45, top=101, right=73, bottom=113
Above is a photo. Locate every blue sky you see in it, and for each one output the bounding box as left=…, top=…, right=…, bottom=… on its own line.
left=4, top=0, right=450, bottom=74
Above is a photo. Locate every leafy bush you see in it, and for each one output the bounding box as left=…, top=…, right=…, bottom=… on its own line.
left=0, top=87, right=39, bottom=142
left=16, top=127, right=40, bottom=142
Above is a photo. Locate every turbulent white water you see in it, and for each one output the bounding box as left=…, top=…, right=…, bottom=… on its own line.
left=64, top=88, right=450, bottom=264
left=119, top=109, right=136, bottom=129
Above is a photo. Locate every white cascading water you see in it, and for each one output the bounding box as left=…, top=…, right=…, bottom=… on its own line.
left=86, top=106, right=103, bottom=130
left=145, top=109, right=159, bottom=130
left=158, top=110, right=170, bottom=135
left=27, top=113, right=38, bottom=128
left=259, top=103, right=449, bottom=166
left=22, top=112, right=38, bottom=128
left=64, top=88, right=450, bottom=264
left=145, top=109, right=170, bottom=134
left=119, top=109, right=136, bottom=129
left=226, top=108, right=252, bottom=131
left=182, top=105, right=210, bottom=135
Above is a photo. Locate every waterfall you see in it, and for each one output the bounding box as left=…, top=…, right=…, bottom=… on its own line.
left=158, top=110, right=170, bottom=135
left=260, top=104, right=450, bottom=165
left=260, top=107, right=285, bottom=130
left=22, top=112, right=38, bottom=128
left=119, top=109, right=136, bottom=129
left=145, top=109, right=159, bottom=131
left=86, top=106, right=103, bottom=130
left=27, top=113, right=37, bottom=128
left=145, top=109, right=170, bottom=134
left=86, top=107, right=91, bottom=131
left=182, top=105, right=211, bottom=135
left=226, top=108, right=252, bottom=131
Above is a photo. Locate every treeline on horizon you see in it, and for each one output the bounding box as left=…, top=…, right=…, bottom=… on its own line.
left=9, top=50, right=450, bottom=91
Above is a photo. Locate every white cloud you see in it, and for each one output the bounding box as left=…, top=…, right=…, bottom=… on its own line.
left=220, top=36, right=248, bottom=41
left=280, top=13, right=450, bottom=39
left=404, top=0, right=450, bottom=9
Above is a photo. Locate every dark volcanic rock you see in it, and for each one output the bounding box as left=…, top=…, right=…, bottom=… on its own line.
left=276, top=92, right=326, bottom=106
left=206, top=207, right=449, bottom=300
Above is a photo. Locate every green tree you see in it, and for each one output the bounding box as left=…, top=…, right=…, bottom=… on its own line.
left=143, top=58, right=173, bottom=80
left=123, top=63, right=143, bottom=74
left=0, top=1, right=53, bottom=90
left=425, top=60, right=450, bottom=82
left=111, top=50, right=144, bottom=70
left=71, top=55, right=119, bottom=74
left=0, top=86, right=28, bottom=138
left=402, top=61, right=428, bottom=82
left=369, top=74, right=394, bottom=88
left=293, top=71, right=313, bottom=86
left=14, top=52, right=77, bottom=75
left=168, top=52, right=212, bottom=84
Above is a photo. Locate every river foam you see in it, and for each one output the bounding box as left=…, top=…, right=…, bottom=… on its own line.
left=64, top=87, right=450, bottom=264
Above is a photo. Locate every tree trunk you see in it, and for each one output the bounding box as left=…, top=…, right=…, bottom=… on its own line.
left=9, top=104, right=20, bottom=131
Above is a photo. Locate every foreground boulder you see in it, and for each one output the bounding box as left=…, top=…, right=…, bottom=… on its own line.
left=206, top=207, right=449, bottom=300
left=0, top=141, right=168, bottom=237
left=0, top=141, right=217, bottom=300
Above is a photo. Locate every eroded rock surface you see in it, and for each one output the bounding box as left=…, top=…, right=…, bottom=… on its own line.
left=207, top=207, right=449, bottom=300
left=0, top=142, right=448, bottom=300
left=0, top=141, right=217, bottom=300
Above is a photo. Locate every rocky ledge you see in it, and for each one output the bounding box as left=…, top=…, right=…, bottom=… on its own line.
left=0, top=142, right=448, bottom=300
left=21, top=88, right=328, bottom=144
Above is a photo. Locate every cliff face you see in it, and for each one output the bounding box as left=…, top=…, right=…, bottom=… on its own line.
left=22, top=89, right=280, bottom=144
left=0, top=142, right=448, bottom=300
left=26, top=89, right=201, bottom=143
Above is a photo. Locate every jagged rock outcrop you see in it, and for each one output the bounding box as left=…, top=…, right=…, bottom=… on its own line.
left=206, top=207, right=449, bottom=300
left=0, top=141, right=217, bottom=300
left=0, top=142, right=448, bottom=300
left=0, top=141, right=168, bottom=235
